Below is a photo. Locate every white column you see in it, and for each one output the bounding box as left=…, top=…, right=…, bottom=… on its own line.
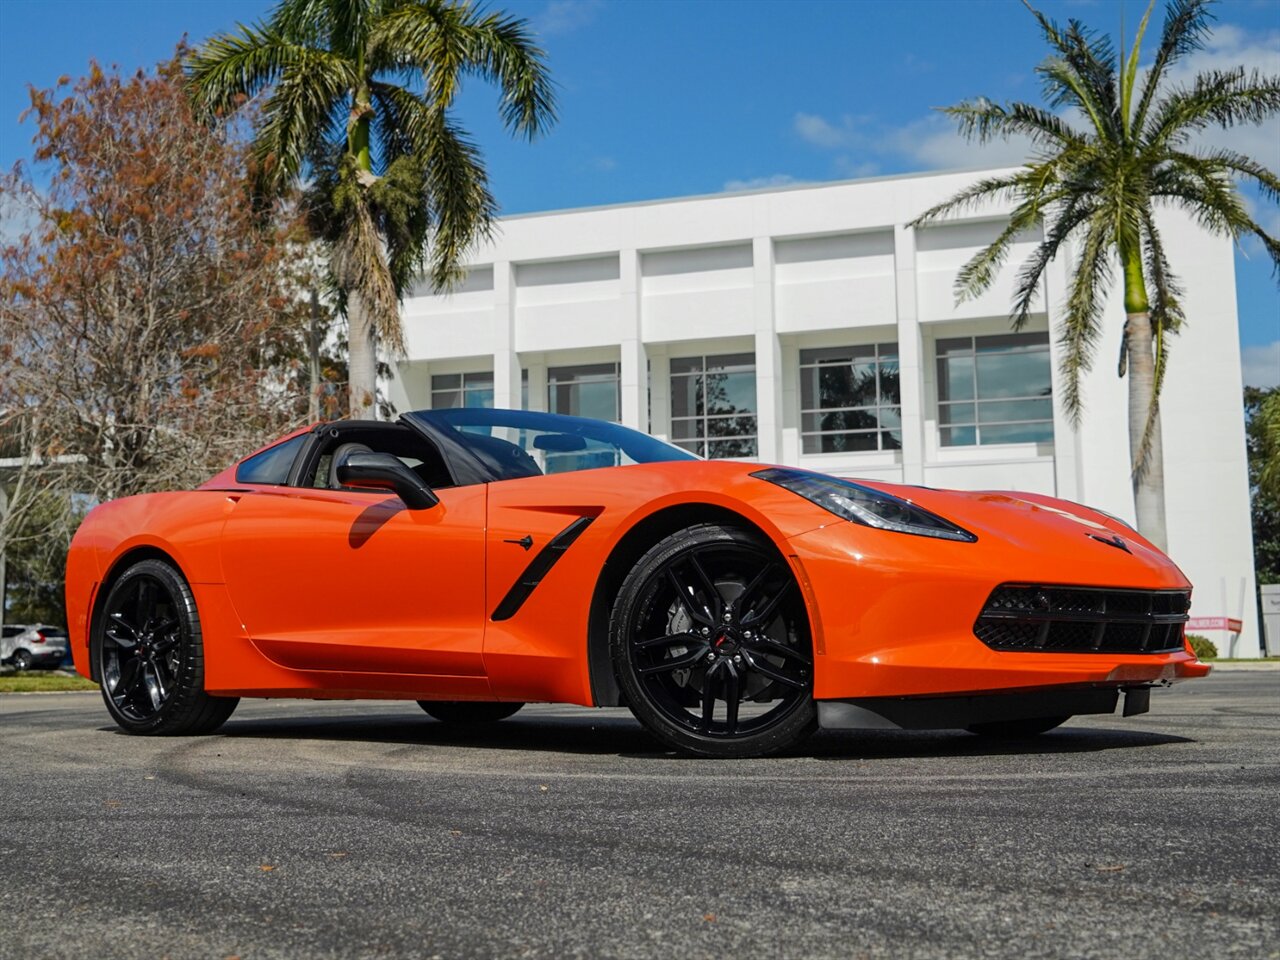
left=491, top=260, right=520, bottom=408
left=525, top=353, right=547, bottom=412
left=649, top=348, right=671, bottom=443
left=619, top=249, right=647, bottom=431
left=893, top=224, right=926, bottom=484
left=779, top=337, right=801, bottom=464
left=1045, top=252, right=1081, bottom=501
left=753, top=236, right=781, bottom=462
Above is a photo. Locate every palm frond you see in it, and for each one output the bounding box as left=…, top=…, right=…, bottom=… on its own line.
left=371, top=1, right=556, bottom=137
left=953, top=189, right=1067, bottom=302
left=250, top=50, right=355, bottom=192
left=909, top=172, right=1038, bottom=227
left=186, top=22, right=313, bottom=117
left=1023, top=3, right=1120, bottom=140
left=941, top=99, right=1086, bottom=151
left=369, top=80, right=428, bottom=168
left=1132, top=0, right=1216, bottom=135
left=420, top=108, right=497, bottom=291
left=1057, top=212, right=1114, bottom=421
left=1119, top=1, right=1155, bottom=137
left=1143, top=67, right=1280, bottom=149
left=1009, top=192, right=1098, bottom=330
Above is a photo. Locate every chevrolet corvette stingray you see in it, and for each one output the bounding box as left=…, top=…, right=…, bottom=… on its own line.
left=65, top=408, right=1209, bottom=757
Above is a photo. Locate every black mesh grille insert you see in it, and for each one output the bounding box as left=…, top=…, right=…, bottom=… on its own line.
left=974, top=585, right=1190, bottom=654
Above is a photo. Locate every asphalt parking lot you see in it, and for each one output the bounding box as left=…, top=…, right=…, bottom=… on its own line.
left=2, top=672, right=1277, bottom=960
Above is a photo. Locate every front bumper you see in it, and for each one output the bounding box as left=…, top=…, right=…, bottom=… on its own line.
left=786, top=524, right=1208, bottom=702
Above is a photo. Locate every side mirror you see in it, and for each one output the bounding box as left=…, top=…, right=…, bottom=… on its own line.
left=336, top=452, right=439, bottom=510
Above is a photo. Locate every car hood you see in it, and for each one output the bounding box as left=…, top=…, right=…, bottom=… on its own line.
left=842, top=478, right=1188, bottom=587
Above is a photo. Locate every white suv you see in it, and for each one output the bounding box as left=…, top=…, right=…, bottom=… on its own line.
left=1, top=624, right=70, bottom=671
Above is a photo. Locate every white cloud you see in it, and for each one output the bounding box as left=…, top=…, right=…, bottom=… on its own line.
left=793, top=109, right=1035, bottom=173
left=833, top=157, right=880, bottom=178
left=794, top=112, right=856, bottom=149
left=535, top=0, right=603, bottom=37
left=792, top=19, right=1280, bottom=180
left=722, top=174, right=803, bottom=192
left=1158, top=23, right=1280, bottom=172
left=1242, top=341, right=1280, bottom=388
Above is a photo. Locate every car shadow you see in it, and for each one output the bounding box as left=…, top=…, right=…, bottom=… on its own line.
left=133, top=708, right=1194, bottom=761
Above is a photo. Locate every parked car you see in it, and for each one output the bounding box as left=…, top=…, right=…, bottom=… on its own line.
left=2, top=624, right=70, bottom=671
left=64, top=408, right=1209, bottom=757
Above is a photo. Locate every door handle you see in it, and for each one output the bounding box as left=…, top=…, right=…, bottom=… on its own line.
left=503, top=534, right=534, bottom=551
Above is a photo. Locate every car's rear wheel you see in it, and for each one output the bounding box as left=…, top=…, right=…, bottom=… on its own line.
left=610, top=523, right=817, bottom=758
left=11, top=649, right=32, bottom=672
left=96, top=559, right=238, bottom=735
left=966, top=716, right=1068, bottom=738
left=417, top=701, right=524, bottom=723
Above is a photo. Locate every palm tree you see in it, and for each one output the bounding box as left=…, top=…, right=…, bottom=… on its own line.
left=911, top=0, right=1279, bottom=550
left=187, top=0, right=555, bottom=417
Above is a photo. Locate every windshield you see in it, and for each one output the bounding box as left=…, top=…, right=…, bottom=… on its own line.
left=403, top=408, right=697, bottom=482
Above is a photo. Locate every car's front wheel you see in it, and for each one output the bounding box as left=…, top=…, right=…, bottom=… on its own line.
left=96, top=559, right=238, bottom=735
left=610, top=523, right=817, bottom=758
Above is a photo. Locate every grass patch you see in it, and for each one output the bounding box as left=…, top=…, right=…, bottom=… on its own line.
left=0, top=672, right=98, bottom=693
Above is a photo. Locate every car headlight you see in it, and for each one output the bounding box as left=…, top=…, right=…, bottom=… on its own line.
left=752, top=467, right=977, bottom=543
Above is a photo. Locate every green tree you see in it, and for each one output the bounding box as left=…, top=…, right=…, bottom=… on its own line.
left=187, top=0, right=556, bottom=418
left=911, top=0, right=1280, bottom=550
left=1246, top=386, right=1280, bottom=584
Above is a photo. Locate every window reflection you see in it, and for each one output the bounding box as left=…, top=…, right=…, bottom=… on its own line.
left=669, top=353, right=757, bottom=458
left=799, top=343, right=901, bottom=454
left=936, top=333, right=1053, bottom=446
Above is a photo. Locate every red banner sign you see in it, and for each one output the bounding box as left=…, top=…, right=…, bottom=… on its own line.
left=1186, top=617, right=1243, bottom=633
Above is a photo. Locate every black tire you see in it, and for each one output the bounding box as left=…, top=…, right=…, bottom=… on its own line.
left=417, top=701, right=524, bottom=723
left=95, top=559, right=238, bottom=736
left=966, top=716, right=1069, bottom=738
left=610, top=523, right=817, bottom=758
left=11, top=649, right=33, bottom=672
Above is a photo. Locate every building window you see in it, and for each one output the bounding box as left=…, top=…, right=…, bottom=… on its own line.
left=548, top=362, right=620, bottom=422
left=670, top=353, right=757, bottom=458
left=431, top=371, right=494, bottom=409
left=936, top=332, right=1053, bottom=446
left=431, top=371, right=528, bottom=410
left=800, top=344, right=901, bottom=454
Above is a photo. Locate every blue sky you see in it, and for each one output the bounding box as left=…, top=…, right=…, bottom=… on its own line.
left=1, top=0, right=1277, bottom=384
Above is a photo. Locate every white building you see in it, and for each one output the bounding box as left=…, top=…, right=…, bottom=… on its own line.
left=388, top=168, right=1262, bottom=657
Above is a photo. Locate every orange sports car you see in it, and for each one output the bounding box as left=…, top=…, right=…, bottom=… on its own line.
left=65, top=407, right=1209, bottom=757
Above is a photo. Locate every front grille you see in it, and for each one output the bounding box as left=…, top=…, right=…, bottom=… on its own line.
left=974, top=584, right=1190, bottom=654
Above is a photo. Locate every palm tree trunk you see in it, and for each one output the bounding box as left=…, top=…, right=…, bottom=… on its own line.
left=345, top=84, right=379, bottom=420
left=1121, top=245, right=1168, bottom=551
left=347, top=289, right=377, bottom=419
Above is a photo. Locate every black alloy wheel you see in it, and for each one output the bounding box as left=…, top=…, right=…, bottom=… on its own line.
left=611, top=523, right=817, bottom=758
left=417, top=701, right=524, bottom=723
left=11, top=649, right=33, bottom=672
left=966, top=716, right=1069, bottom=738
left=96, top=559, right=238, bottom=735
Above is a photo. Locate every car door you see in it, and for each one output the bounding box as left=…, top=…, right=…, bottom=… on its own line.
left=218, top=482, right=488, bottom=681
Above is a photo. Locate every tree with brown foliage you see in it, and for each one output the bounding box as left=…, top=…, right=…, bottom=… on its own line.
left=0, top=56, right=337, bottom=617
